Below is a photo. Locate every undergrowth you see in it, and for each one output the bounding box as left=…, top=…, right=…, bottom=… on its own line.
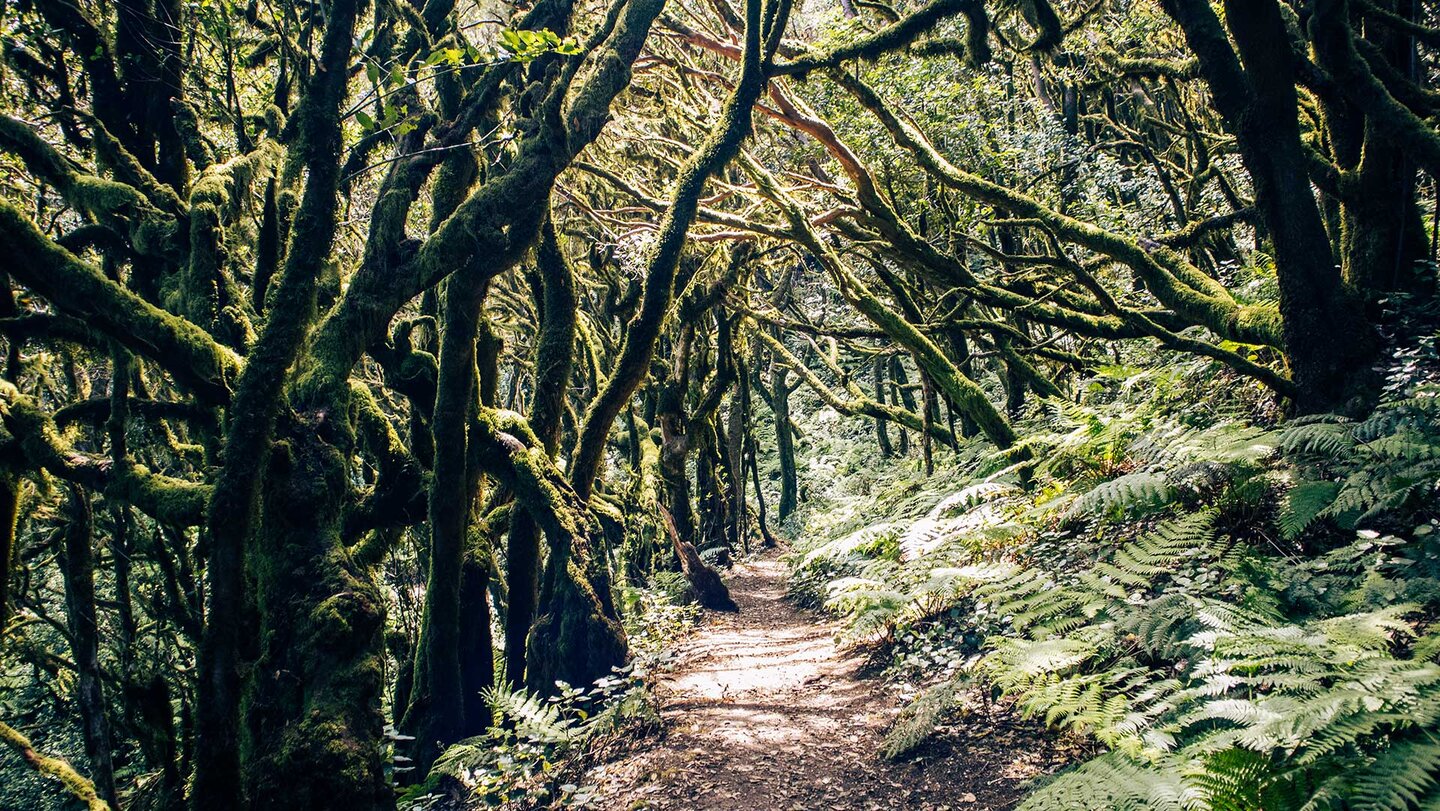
left=403, top=574, right=698, bottom=810
left=787, top=343, right=1440, bottom=810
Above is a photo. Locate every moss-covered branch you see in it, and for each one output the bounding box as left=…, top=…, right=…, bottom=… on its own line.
left=343, top=382, right=428, bottom=542
left=769, top=0, right=983, bottom=75
left=304, top=0, right=663, bottom=402
left=0, top=202, right=239, bottom=402
left=829, top=71, right=1282, bottom=350
left=0, top=116, right=177, bottom=254
left=0, top=382, right=210, bottom=526
left=570, top=0, right=781, bottom=499
left=1310, top=0, right=1440, bottom=176
left=469, top=407, right=628, bottom=693
left=52, top=397, right=208, bottom=428
left=0, top=720, right=110, bottom=811
left=743, top=154, right=1018, bottom=451
left=751, top=326, right=955, bottom=446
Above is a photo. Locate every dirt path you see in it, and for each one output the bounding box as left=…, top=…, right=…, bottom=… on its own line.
left=582, top=550, right=1073, bottom=811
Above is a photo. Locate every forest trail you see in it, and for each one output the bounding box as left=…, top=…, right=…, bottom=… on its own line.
left=583, top=550, right=1066, bottom=811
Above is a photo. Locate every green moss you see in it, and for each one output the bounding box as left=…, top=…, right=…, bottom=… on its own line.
left=111, top=465, right=211, bottom=527
left=243, top=428, right=390, bottom=810
left=0, top=202, right=240, bottom=402
left=0, top=721, right=111, bottom=811
left=0, top=115, right=182, bottom=254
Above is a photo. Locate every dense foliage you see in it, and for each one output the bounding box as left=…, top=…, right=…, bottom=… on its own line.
left=0, top=0, right=1437, bottom=808
left=789, top=329, right=1440, bottom=808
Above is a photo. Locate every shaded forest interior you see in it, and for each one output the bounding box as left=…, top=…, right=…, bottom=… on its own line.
left=3, top=0, right=1440, bottom=808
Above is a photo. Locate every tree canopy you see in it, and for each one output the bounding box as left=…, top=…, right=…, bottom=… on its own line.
left=1, top=0, right=1438, bottom=808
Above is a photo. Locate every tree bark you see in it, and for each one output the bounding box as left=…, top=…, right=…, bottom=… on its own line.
left=505, top=217, right=576, bottom=687
left=1163, top=0, right=1374, bottom=411
left=403, top=271, right=488, bottom=772
left=769, top=361, right=800, bottom=521
left=244, top=426, right=390, bottom=810
left=60, top=487, right=119, bottom=811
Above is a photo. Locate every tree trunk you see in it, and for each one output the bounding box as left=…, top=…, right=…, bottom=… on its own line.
left=660, top=505, right=738, bottom=612
left=505, top=219, right=576, bottom=687
left=1164, top=0, right=1375, bottom=411
left=194, top=1, right=360, bottom=804
left=60, top=487, right=119, bottom=811
left=725, top=380, right=750, bottom=551
left=244, top=426, right=390, bottom=811
left=0, top=474, right=16, bottom=628
left=770, top=363, right=800, bottom=521
left=457, top=536, right=494, bottom=737
left=892, top=356, right=917, bottom=455
left=1324, top=0, right=1429, bottom=295
left=658, top=379, right=697, bottom=546
left=403, top=272, right=487, bottom=772
left=873, top=356, right=894, bottom=456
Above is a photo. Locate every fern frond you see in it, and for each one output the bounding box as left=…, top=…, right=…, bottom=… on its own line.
left=931, top=482, right=1022, bottom=516
left=881, top=677, right=965, bottom=760
left=484, top=682, right=585, bottom=745
left=1346, top=741, right=1440, bottom=811
left=1066, top=472, right=1175, bottom=519
left=1278, top=420, right=1357, bottom=459
left=1017, top=754, right=1200, bottom=811
left=1281, top=481, right=1341, bottom=540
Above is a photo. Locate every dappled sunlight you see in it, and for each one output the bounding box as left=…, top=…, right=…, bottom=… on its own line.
left=583, top=553, right=1067, bottom=810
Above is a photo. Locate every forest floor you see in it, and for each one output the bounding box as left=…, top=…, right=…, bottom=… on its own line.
left=579, top=549, right=1082, bottom=811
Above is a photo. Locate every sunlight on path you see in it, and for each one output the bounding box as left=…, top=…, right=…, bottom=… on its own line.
left=583, top=551, right=1055, bottom=811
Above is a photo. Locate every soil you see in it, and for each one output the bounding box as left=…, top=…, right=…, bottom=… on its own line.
left=580, top=549, right=1082, bottom=811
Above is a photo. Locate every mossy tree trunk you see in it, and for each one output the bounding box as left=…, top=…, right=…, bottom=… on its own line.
left=466, top=410, right=628, bottom=693
left=658, top=324, right=698, bottom=546
left=59, top=487, right=120, bottom=811
left=1316, top=0, right=1430, bottom=296
left=724, top=371, right=750, bottom=551
left=194, top=0, right=360, bottom=805
left=506, top=217, right=577, bottom=687
left=1162, top=0, right=1375, bottom=412
left=766, top=359, right=801, bottom=520
left=244, top=426, right=390, bottom=810
left=402, top=270, right=490, bottom=772
left=0, top=473, right=16, bottom=629
left=873, top=356, right=894, bottom=457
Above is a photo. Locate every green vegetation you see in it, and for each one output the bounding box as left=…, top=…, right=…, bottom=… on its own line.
left=789, top=335, right=1440, bottom=810
left=0, top=0, right=1437, bottom=808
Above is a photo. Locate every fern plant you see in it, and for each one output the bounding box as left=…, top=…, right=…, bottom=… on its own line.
left=792, top=369, right=1440, bottom=809
left=880, top=676, right=967, bottom=760
left=1276, top=392, right=1440, bottom=535
left=414, top=671, right=654, bottom=809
